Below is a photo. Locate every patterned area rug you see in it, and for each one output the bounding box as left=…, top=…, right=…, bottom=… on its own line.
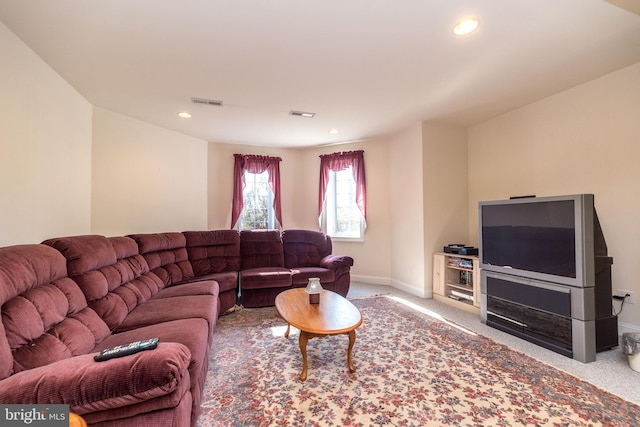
left=197, top=296, right=640, bottom=426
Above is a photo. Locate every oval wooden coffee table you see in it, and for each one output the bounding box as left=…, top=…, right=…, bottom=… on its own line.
left=275, top=288, right=363, bottom=381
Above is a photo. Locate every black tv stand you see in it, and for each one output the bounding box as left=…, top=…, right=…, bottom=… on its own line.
left=481, top=256, right=618, bottom=363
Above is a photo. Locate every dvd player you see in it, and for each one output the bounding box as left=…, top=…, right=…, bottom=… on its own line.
left=443, top=244, right=478, bottom=256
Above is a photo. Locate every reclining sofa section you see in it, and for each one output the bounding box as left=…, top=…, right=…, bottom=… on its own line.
left=0, top=228, right=352, bottom=426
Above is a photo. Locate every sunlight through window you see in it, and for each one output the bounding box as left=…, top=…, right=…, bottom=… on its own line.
left=384, top=295, right=477, bottom=336
left=270, top=325, right=294, bottom=337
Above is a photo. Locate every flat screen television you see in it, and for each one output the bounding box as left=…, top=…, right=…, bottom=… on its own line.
left=478, top=194, right=606, bottom=288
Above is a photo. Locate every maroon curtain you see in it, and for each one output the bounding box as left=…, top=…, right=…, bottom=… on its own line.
left=231, top=154, right=283, bottom=229
left=318, top=150, right=366, bottom=225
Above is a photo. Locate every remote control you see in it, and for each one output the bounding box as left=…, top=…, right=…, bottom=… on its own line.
left=94, top=337, right=159, bottom=362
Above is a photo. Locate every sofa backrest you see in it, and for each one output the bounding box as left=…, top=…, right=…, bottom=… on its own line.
left=282, top=229, right=332, bottom=268
left=108, top=236, right=165, bottom=302
left=239, top=230, right=284, bottom=270
left=128, top=233, right=195, bottom=286
left=184, top=230, right=240, bottom=276
left=43, top=235, right=163, bottom=331
left=0, top=244, right=110, bottom=379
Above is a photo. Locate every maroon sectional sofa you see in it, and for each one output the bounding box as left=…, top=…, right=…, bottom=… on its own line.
left=0, top=229, right=352, bottom=426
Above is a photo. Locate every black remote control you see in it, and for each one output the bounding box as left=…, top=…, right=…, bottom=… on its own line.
left=94, top=337, right=159, bottom=362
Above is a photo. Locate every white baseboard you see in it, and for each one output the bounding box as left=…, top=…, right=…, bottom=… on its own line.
left=390, top=278, right=428, bottom=299
left=350, top=274, right=391, bottom=286
left=351, top=274, right=429, bottom=299
left=618, top=321, right=640, bottom=335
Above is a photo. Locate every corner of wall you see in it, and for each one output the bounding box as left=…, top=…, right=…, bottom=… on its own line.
left=421, top=121, right=470, bottom=296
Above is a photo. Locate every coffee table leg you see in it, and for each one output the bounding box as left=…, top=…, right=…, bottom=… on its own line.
left=347, top=330, right=357, bottom=373
left=299, top=331, right=309, bottom=381
left=284, top=323, right=290, bottom=338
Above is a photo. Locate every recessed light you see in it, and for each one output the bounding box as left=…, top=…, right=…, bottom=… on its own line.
left=453, top=18, right=479, bottom=36
left=329, top=129, right=340, bottom=135
left=290, top=110, right=316, bottom=118
left=177, top=112, right=192, bottom=118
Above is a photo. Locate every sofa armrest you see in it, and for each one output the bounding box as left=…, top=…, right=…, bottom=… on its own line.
left=319, top=254, right=354, bottom=270
left=0, top=342, right=191, bottom=414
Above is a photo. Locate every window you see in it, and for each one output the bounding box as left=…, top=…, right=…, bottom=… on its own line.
left=319, top=150, right=366, bottom=240
left=231, top=154, right=282, bottom=230
left=238, top=170, right=275, bottom=230
left=321, top=167, right=365, bottom=239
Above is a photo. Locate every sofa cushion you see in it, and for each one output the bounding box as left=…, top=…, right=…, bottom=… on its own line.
left=108, top=236, right=220, bottom=305
left=239, top=230, right=285, bottom=269
left=129, top=233, right=195, bottom=286
left=152, top=280, right=218, bottom=299
left=0, top=322, right=10, bottom=380
left=44, top=235, right=165, bottom=331
left=289, top=267, right=335, bottom=286
left=184, top=230, right=240, bottom=313
left=43, top=235, right=117, bottom=276
left=282, top=229, right=332, bottom=268
left=240, top=267, right=292, bottom=290
left=0, top=244, right=110, bottom=378
left=184, top=230, right=240, bottom=275
left=114, top=293, right=218, bottom=337
left=189, top=271, right=237, bottom=294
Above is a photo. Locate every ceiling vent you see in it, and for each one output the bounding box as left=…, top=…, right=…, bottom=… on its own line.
left=289, top=110, right=315, bottom=118
left=191, top=97, right=223, bottom=107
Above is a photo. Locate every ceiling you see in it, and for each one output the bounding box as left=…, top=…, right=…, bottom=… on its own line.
left=1, top=1, right=639, bottom=148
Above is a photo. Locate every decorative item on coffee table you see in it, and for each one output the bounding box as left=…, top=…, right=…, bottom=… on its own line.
left=305, top=277, right=323, bottom=304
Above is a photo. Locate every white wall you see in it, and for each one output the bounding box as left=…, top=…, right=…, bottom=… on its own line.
left=383, top=121, right=468, bottom=298
left=91, top=108, right=208, bottom=236
left=0, top=22, right=93, bottom=246
left=389, top=124, right=426, bottom=296
left=423, top=121, right=469, bottom=296
left=468, top=62, right=640, bottom=332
